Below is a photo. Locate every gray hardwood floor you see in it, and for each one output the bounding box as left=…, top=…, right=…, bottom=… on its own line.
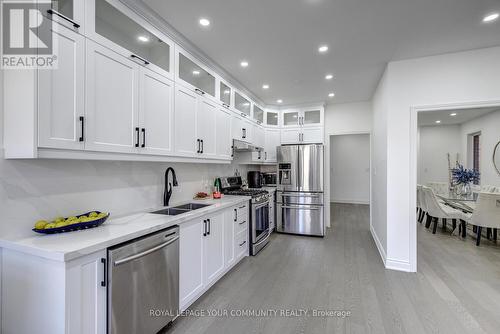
left=167, top=203, right=500, bottom=334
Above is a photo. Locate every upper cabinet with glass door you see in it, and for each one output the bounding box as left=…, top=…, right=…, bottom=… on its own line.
left=85, top=0, right=174, bottom=79
left=253, top=105, right=264, bottom=124
left=301, top=108, right=323, bottom=127
left=219, top=80, right=232, bottom=108
left=43, top=0, right=85, bottom=33
left=234, top=92, right=251, bottom=117
left=266, top=110, right=279, bottom=126
left=176, top=48, right=216, bottom=99
left=282, top=109, right=300, bottom=127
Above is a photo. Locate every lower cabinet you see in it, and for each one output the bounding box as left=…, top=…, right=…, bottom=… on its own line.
left=179, top=203, right=249, bottom=310
left=1, top=249, right=106, bottom=334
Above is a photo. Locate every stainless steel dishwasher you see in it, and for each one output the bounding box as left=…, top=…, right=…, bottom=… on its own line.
left=108, top=226, right=179, bottom=334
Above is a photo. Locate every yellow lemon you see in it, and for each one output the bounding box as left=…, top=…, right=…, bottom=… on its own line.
left=55, top=221, right=69, bottom=228
left=88, top=212, right=98, bottom=218
left=67, top=216, right=78, bottom=221
left=34, top=220, right=48, bottom=229
left=54, top=216, right=65, bottom=223
left=44, top=223, right=56, bottom=229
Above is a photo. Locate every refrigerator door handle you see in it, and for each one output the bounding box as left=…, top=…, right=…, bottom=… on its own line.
left=280, top=192, right=321, bottom=197
left=279, top=205, right=322, bottom=210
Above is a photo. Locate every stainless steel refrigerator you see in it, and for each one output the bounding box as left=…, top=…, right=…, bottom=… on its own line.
left=276, top=144, right=324, bottom=236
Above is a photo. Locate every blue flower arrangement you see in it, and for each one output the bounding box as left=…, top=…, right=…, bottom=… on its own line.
left=451, top=164, right=480, bottom=185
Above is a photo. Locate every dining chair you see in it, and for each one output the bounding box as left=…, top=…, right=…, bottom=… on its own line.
left=426, top=182, right=449, bottom=196
left=417, top=185, right=427, bottom=223
left=422, top=187, right=471, bottom=235
left=466, top=192, right=500, bottom=246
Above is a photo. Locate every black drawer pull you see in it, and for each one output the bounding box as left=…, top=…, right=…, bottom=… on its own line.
left=141, top=128, right=146, bottom=148
left=131, top=54, right=149, bottom=65
left=79, top=116, right=84, bottom=142
left=135, top=127, right=140, bottom=147
left=239, top=241, right=246, bottom=247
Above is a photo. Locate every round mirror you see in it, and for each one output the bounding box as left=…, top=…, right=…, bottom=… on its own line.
left=494, top=141, right=500, bottom=175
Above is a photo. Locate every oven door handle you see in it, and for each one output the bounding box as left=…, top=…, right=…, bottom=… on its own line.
left=254, top=201, right=270, bottom=210
left=279, top=205, right=322, bottom=210
left=113, top=236, right=179, bottom=266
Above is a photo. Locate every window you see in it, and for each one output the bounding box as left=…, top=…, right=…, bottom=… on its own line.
left=472, top=134, right=480, bottom=185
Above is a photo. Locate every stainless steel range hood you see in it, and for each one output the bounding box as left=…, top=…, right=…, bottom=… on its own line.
left=232, top=139, right=263, bottom=152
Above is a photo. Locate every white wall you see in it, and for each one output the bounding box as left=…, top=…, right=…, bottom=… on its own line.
left=417, top=125, right=461, bottom=185
left=372, top=46, right=500, bottom=272
left=460, top=110, right=500, bottom=188
left=324, top=101, right=372, bottom=228
left=330, top=134, right=370, bottom=204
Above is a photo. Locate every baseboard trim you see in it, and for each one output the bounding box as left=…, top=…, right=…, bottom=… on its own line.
left=385, top=258, right=413, bottom=272
left=370, top=225, right=387, bottom=267
left=331, top=199, right=370, bottom=205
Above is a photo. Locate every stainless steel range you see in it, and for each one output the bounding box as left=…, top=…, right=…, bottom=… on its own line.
left=218, top=176, right=271, bottom=255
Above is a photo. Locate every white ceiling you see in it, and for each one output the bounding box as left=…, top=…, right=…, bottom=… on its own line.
left=418, top=107, right=500, bottom=126
left=142, top=0, right=500, bottom=106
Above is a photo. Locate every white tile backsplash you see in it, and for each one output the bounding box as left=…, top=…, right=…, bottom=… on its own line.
left=0, top=152, right=248, bottom=237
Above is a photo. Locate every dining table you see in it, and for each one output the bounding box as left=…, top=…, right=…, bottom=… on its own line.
left=437, top=192, right=478, bottom=213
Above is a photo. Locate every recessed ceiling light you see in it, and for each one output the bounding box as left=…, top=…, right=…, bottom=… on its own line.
left=483, top=12, right=499, bottom=23
left=318, top=45, right=328, bottom=53
left=240, top=61, right=249, bottom=68
left=262, top=84, right=270, bottom=89
left=435, top=120, right=442, bottom=124
left=277, top=99, right=283, bottom=104
left=328, top=92, right=335, bottom=98
left=137, top=35, right=149, bottom=42
left=450, top=113, right=457, bottom=116
left=192, top=70, right=200, bottom=76
left=325, top=74, right=333, bottom=80
left=199, top=18, right=210, bottom=26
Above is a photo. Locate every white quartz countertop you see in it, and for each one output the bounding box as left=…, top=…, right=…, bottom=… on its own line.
left=0, top=196, right=250, bottom=262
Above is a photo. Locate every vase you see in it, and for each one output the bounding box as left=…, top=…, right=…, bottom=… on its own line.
left=456, top=183, right=471, bottom=196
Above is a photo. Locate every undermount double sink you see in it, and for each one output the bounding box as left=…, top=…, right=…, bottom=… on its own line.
left=151, top=203, right=212, bottom=216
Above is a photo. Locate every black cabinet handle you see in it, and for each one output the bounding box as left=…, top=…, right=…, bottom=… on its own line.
left=203, top=220, right=207, bottom=237
left=239, top=220, right=246, bottom=225
left=223, top=103, right=229, bottom=109
left=100, top=258, right=107, bottom=287
left=135, top=127, right=140, bottom=147
left=79, top=116, right=84, bottom=142
left=141, top=128, right=146, bottom=148
left=242, top=128, right=246, bottom=139
left=207, top=219, right=211, bottom=235
left=201, top=139, right=204, bottom=154
left=195, top=88, right=205, bottom=95
left=47, top=9, right=80, bottom=28
left=130, top=54, right=149, bottom=65
left=239, top=240, right=246, bottom=247
left=234, top=208, right=237, bottom=222
left=197, top=139, right=201, bottom=153
left=265, top=152, right=267, bottom=160
left=258, top=151, right=261, bottom=160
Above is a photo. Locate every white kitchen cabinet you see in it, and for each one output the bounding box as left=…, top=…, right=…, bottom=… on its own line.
left=281, top=107, right=324, bottom=128
left=219, top=80, right=232, bottom=108
left=43, top=0, right=85, bottom=33
left=1, top=249, right=106, bottom=334
left=138, top=68, right=174, bottom=155
left=302, top=127, right=324, bottom=143
left=179, top=204, right=248, bottom=311
left=179, top=218, right=205, bottom=310
left=264, top=128, right=281, bottom=162
left=253, top=124, right=265, bottom=148
left=232, top=114, right=245, bottom=141
left=266, top=110, right=279, bottom=126
left=85, top=40, right=139, bottom=153
left=242, top=118, right=254, bottom=144
left=203, top=212, right=225, bottom=286
left=196, top=98, right=218, bottom=157
left=234, top=91, right=252, bottom=117
left=281, top=128, right=301, bottom=144
left=224, top=208, right=236, bottom=268
left=38, top=24, right=85, bottom=150
left=66, top=250, right=107, bottom=334
left=253, top=105, right=265, bottom=124
left=86, top=0, right=174, bottom=80
left=174, top=85, right=198, bottom=156
left=216, top=108, right=233, bottom=159
left=175, top=47, right=216, bottom=99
